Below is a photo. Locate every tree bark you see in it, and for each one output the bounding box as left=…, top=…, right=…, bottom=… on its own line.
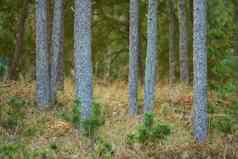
left=178, top=0, right=189, bottom=84
left=50, top=0, right=64, bottom=103
left=9, top=0, right=29, bottom=80
left=129, top=0, right=139, bottom=115
left=36, top=0, right=51, bottom=107
left=234, top=1, right=238, bottom=56
left=144, top=0, right=158, bottom=113
left=169, top=0, right=177, bottom=85
left=193, top=0, right=208, bottom=144
left=74, top=0, right=93, bottom=120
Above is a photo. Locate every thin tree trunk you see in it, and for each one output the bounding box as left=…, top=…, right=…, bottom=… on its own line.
left=47, top=0, right=53, bottom=77
left=193, top=0, right=208, bottom=144
left=178, top=0, right=189, bottom=84
left=9, top=0, right=29, bottom=80
left=138, top=50, right=144, bottom=85
left=169, top=0, right=176, bottom=85
left=36, top=0, right=51, bottom=107
left=144, top=0, right=158, bottom=113
left=74, top=0, right=93, bottom=120
left=56, top=42, right=64, bottom=90
left=129, top=0, right=139, bottom=115
left=234, top=1, right=238, bottom=56
left=50, top=0, right=64, bottom=103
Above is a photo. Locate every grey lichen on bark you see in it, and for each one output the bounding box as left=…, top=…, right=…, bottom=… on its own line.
left=193, top=0, right=208, bottom=144
left=36, top=0, right=51, bottom=107
left=144, top=0, right=158, bottom=113
left=129, top=0, right=139, bottom=115
left=178, top=0, right=189, bottom=84
left=74, top=0, right=93, bottom=120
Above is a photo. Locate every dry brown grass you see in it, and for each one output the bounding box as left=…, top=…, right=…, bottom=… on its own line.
left=0, top=79, right=238, bottom=159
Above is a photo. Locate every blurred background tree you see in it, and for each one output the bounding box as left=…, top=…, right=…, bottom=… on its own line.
left=0, top=0, right=237, bottom=84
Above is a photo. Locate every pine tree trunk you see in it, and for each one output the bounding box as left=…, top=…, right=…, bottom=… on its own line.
left=47, top=0, right=53, bottom=79
left=36, top=0, right=51, bottom=107
left=193, top=0, right=208, bottom=144
left=178, top=0, right=189, bottom=84
left=129, top=0, right=139, bottom=115
left=234, top=2, right=238, bottom=56
left=144, top=0, right=158, bottom=113
left=50, top=0, right=64, bottom=103
left=169, top=0, right=176, bottom=85
left=9, top=0, right=29, bottom=80
left=74, top=0, right=93, bottom=120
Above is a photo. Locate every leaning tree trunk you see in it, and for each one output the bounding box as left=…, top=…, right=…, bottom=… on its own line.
left=168, top=0, right=176, bottom=85
left=193, top=0, right=208, bottom=144
left=129, top=0, right=139, bottom=115
left=144, top=0, right=158, bottom=113
left=178, top=0, right=189, bottom=84
left=74, top=0, right=93, bottom=120
left=50, top=0, right=64, bottom=103
left=9, top=0, right=29, bottom=80
left=36, top=0, right=51, bottom=107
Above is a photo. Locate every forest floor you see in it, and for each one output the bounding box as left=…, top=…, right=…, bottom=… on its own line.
left=0, top=79, right=238, bottom=159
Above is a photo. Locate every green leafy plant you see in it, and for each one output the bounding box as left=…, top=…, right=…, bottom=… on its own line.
left=211, top=115, right=234, bottom=134
left=71, top=99, right=105, bottom=137
left=215, top=81, right=237, bottom=98
left=80, top=102, right=105, bottom=137
left=0, top=143, right=30, bottom=159
left=127, top=113, right=171, bottom=144
left=1, top=96, right=27, bottom=131
left=72, top=99, right=81, bottom=126
left=95, top=137, right=114, bottom=159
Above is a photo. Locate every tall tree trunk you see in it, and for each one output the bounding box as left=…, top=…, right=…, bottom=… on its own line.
left=36, top=0, right=51, bottom=107
left=144, top=0, right=158, bottom=113
left=9, top=0, right=29, bottom=80
left=74, top=0, right=93, bottom=120
left=193, top=0, right=208, bottom=144
left=129, top=0, right=139, bottom=115
left=138, top=49, right=144, bottom=85
left=50, top=0, right=64, bottom=103
left=168, top=0, right=176, bottom=85
left=56, top=42, right=64, bottom=90
left=178, top=0, right=189, bottom=84
left=47, top=0, right=53, bottom=77
left=234, top=1, right=238, bottom=56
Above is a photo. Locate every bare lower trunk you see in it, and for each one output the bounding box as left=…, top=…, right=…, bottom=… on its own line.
left=169, top=0, right=176, bottom=85
left=129, top=0, right=140, bottom=115
left=144, top=0, right=158, bottom=113
left=50, top=0, right=64, bottom=103
left=178, top=0, right=189, bottom=84
left=234, top=2, right=238, bottom=56
left=193, top=0, right=208, bottom=144
left=9, top=0, right=29, bottom=80
left=36, top=0, right=51, bottom=107
left=74, top=0, right=93, bottom=120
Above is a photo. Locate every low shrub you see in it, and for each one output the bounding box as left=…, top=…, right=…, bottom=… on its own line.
left=127, top=112, right=171, bottom=144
